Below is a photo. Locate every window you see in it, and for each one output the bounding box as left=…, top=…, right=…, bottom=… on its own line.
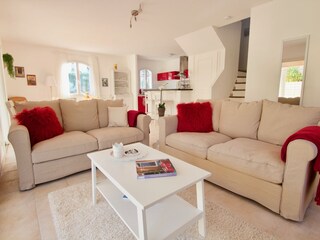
left=139, top=69, right=152, bottom=89
left=63, top=62, right=91, bottom=95
left=278, top=61, right=304, bottom=98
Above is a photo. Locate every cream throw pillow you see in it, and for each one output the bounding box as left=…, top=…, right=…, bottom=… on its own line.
left=108, top=107, right=128, bottom=127
left=97, top=99, right=124, bottom=127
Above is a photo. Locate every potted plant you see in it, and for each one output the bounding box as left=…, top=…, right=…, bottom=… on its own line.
left=158, top=88, right=166, bottom=117
left=158, top=102, right=165, bottom=117
left=2, top=53, right=14, bottom=78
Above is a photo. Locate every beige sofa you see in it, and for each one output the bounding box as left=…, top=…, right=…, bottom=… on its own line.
left=159, top=99, right=320, bottom=221
left=8, top=99, right=151, bottom=191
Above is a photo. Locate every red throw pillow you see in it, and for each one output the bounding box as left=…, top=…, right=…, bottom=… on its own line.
left=15, top=107, right=64, bottom=146
left=177, top=102, right=213, bottom=132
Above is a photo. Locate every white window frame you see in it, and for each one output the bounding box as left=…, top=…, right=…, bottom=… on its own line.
left=139, top=69, right=152, bottom=89
left=278, top=61, right=304, bottom=98
left=65, top=62, right=91, bottom=96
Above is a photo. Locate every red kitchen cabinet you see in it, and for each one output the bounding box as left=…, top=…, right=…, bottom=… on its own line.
left=168, top=71, right=180, bottom=80
left=157, top=71, right=179, bottom=81
left=157, top=72, right=167, bottom=81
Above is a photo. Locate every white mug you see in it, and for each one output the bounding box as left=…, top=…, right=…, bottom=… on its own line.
left=112, top=143, right=124, bottom=158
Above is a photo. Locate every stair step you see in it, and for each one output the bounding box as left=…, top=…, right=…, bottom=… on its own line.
left=229, top=97, right=245, bottom=102
left=230, top=71, right=247, bottom=100
left=233, top=88, right=245, bottom=91
left=231, top=90, right=245, bottom=97
left=237, top=71, right=247, bottom=77
left=236, top=77, right=246, bottom=83
left=234, top=83, right=246, bottom=89
left=229, top=95, right=245, bottom=98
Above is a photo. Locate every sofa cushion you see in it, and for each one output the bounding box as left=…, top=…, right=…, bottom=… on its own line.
left=219, top=100, right=262, bottom=139
left=15, top=107, right=64, bottom=146
left=197, top=99, right=227, bottom=132
left=258, top=100, right=320, bottom=145
left=207, top=138, right=284, bottom=184
left=177, top=102, right=213, bottom=132
left=108, top=106, right=128, bottom=127
left=14, top=100, right=63, bottom=125
left=32, top=131, right=98, bottom=163
left=97, top=99, right=124, bottom=127
left=166, top=132, right=231, bottom=159
left=87, top=127, right=144, bottom=150
left=60, top=99, right=99, bottom=132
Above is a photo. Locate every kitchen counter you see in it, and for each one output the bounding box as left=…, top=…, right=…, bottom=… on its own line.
left=143, top=89, right=192, bottom=117
left=143, top=88, right=193, bottom=91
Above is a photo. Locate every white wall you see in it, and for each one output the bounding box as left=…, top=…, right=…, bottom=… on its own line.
left=246, top=0, right=320, bottom=107
left=97, top=54, right=131, bottom=100
left=212, top=21, right=241, bottom=99
left=177, top=26, right=225, bottom=101
left=126, top=54, right=138, bottom=109
left=3, top=42, right=55, bottom=100
left=3, top=41, right=135, bottom=103
left=176, top=26, right=224, bottom=55
left=181, top=23, right=241, bottom=101
left=0, top=38, right=10, bottom=172
left=189, top=51, right=222, bottom=100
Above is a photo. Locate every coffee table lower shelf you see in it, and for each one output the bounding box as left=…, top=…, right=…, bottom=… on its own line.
left=96, top=180, right=203, bottom=240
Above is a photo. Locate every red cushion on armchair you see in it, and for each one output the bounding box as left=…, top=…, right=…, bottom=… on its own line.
left=177, top=102, right=213, bottom=132
left=15, top=107, right=64, bottom=146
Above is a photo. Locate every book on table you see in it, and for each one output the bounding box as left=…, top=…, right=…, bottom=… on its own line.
left=135, top=159, right=177, bottom=179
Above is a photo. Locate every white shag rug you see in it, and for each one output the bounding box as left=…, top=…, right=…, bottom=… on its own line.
left=48, top=182, right=277, bottom=240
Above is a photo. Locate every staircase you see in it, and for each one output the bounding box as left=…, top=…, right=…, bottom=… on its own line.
left=229, top=71, right=246, bottom=101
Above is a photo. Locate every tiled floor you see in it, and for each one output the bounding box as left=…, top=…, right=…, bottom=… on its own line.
left=1, top=119, right=320, bottom=239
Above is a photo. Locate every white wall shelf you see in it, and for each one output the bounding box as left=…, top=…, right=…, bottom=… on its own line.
left=111, top=70, right=133, bottom=108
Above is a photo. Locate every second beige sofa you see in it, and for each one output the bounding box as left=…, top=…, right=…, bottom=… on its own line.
left=159, top=99, right=320, bottom=221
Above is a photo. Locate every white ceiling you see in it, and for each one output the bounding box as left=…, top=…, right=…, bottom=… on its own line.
left=0, top=0, right=271, bottom=59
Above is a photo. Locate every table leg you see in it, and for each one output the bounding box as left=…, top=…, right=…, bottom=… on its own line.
left=137, top=207, right=147, bottom=240
left=91, top=161, right=97, bottom=205
left=196, top=180, right=205, bottom=237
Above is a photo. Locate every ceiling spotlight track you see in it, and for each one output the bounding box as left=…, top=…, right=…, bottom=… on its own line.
left=130, top=3, right=142, bottom=28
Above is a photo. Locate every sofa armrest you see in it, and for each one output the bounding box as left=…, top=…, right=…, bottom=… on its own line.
left=8, top=124, right=35, bottom=190
left=159, top=115, right=178, bottom=149
left=136, top=114, right=152, bottom=146
left=280, top=139, right=318, bottom=221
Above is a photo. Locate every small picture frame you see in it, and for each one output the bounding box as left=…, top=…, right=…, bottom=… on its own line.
left=102, top=78, right=108, bottom=87
left=27, top=74, right=37, bottom=86
left=14, top=66, right=25, bottom=78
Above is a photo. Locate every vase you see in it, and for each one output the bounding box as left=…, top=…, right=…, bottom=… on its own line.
left=158, top=108, right=165, bottom=117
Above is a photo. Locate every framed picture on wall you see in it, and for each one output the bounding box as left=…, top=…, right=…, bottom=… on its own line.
left=102, top=78, right=108, bottom=87
left=14, top=66, right=25, bottom=78
left=27, top=74, right=37, bottom=86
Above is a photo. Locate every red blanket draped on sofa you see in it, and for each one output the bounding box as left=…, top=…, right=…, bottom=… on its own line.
left=281, top=126, right=320, bottom=205
left=127, top=110, right=146, bottom=127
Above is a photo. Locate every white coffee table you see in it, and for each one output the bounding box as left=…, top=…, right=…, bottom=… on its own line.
left=88, top=143, right=211, bottom=240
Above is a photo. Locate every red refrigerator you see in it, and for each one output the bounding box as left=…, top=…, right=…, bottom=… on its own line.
left=138, top=95, right=146, bottom=113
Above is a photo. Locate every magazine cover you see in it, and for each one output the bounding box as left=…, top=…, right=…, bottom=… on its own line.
left=136, top=159, right=177, bottom=179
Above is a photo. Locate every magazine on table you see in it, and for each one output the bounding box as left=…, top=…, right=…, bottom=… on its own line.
left=135, top=158, right=177, bottom=179
left=124, top=148, right=139, bottom=156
